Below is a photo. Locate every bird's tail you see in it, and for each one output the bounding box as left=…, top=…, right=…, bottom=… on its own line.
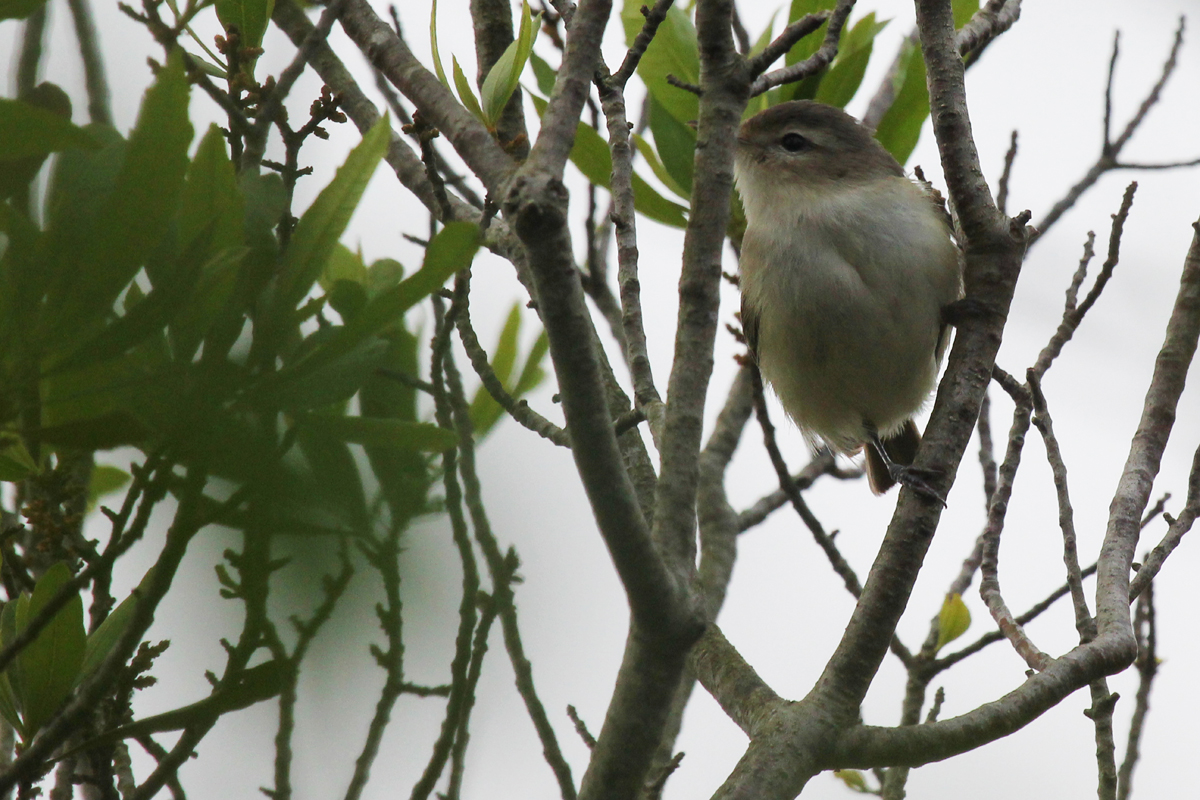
left=865, top=419, right=921, bottom=494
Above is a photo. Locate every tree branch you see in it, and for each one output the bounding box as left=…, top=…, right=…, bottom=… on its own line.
left=749, top=0, right=852, bottom=97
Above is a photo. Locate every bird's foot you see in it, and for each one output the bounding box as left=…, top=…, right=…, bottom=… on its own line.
left=889, top=464, right=948, bottom=507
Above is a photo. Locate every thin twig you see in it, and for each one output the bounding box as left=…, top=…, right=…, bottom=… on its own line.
left=995, top=130, right=1018, bottom=216
left=595, top=58, right=665, bottom=442
left=750, top=369, right=912, bottom=667
left=455, top=271, right=570, bottom=447
left=1028, top=373, right=1094, bottom=642
left=567, top=705, right=597, bottom=749
left=954, top=0, right=1022, bottom=58
left=614, top=0, right=676, bottom=87
left=1129, top=442, right=1200, bottom=599
left=66, top=0, right=113, bottom=125
left=736, top=451, right=859, bottom=532
left=978, top=369, right=1052, bottom=672
left=443, top=280, right=577, bottom=800
left=1116, top=584, right=1157, bottom=800
left=1033, top=20, right=1189, bottom=244
left=1032, top=183, right=1137, bottom=378
left=407, top=296, right=481, bottom=800
left=16, top=4, right=47, bottom=98
left=750, top=0, right=853, bottom=96
left=244, top=0, right=348, bottom=170
left=746, top=11, right=830, bottom=78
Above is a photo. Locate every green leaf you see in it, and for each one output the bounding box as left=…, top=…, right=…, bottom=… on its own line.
left=366, top=258, right=405, bottom=296
left=300, top=414, right=456, bottom=452
left=260, top=223, right=480, bottom=400
left=873, top=38, right=928, bottom=165
left=360, top=326, right=429, bottom=526
left=14, top=563, right=85, bottom=738
left=0, top=670, right=21, bottom=737
left=452, top=56, right=486, bottom=123
left=632, top=134, right=687, bottom=199
left=0, top=0, right=47, bottom=21
left=79, top=588, right=138, bottom=682
left=529, top=51, right=557, bottom=97
left=531, top=95, right=688, bottom=228
left=39, top=351, right=163, bottom=446
left=319, top=243, right=369, bottom=291
left=214, top=0, right=275, bottom=49
left=296, top=424, right=369, bottom=533
left=278, top=117, right=390, bottom=311
left=833, top=770, right=870, bottom=793
left=0, top=598, right=23, bottom=701
left=169, top=246, right=247, bottom=363
left=0, top=96, right=95, bottom=161
left=0, top=202, right=43, bottom=351
left=480, top=1, right=539, bottom=128
left=87, top=465, right=131, bottom=515
left=935, top=592, right=972, bottom=652
left=43, top=49, right=193, bottom=349
left=46, top=227, right=217, bottom=375
left=179, top=125, right=244, bottom=254
left=621, top=1, right=698, bottom=125
left=631, top=174, right=687, bottom=228
left=253, top=335, right=389, bottom=411
left=469, top=304, right=522, bottom=433
left=512, top=330, right=549, bottom=398
left=0, top=433, right=38, bottom=482
left=785, top=0, right=837, bottom=65
left=430, top=0, right=451, bottom=89
left=240, top=170, right=286, bottom=249
left=814, top=14, right=888, bottom=109
left=561, top=116, right=612, bottom=186
left=0, top=600, right=22, bottom=736
left=648, top=96, right=695, bottom=198
left=953, top=0, right=980, bottom=29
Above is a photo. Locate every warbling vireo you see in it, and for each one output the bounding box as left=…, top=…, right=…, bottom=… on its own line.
left=734, top=100, right=962, bottom=496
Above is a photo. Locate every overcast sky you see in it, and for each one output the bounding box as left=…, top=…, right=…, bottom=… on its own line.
left=3, top=0, right=1199, bottom=797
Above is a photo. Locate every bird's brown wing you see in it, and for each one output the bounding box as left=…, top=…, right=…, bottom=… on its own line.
left=740, top=295, right=761, bottom=359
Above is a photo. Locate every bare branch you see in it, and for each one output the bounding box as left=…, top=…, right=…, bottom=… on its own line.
left=337, top=0, right=516, bottom=195
left=1128, top=441, right=1200, bottom=599
left=614, top=0, right=676, bottom=87
left=1033, top=19, right=1188, bottom=244
left=594, top=63, right=666, bottom=439
left=1094, top=215, right=1200, bottom=639
left=978, top=380, right=1051, bottom=672
left=746, top=11, right=830, bottom=78
left=66, top=0, right=112, bottom=125
left=455, top=272, right=571, bottom=447
left=244, top=0, right=346, bottom=171
left=1116, top=585, right=1158, bottom=800
left=955, top=0, right=1021, bottom=58
left=1032, top=183, right=1137, bottom=377
left=1028, top=374, right=1093, bottom=640
left=691, top=625, right=784, bottom=738
left=749, top=0, right=853, bottom=96
left=995, top=130, right=1018, bottom=216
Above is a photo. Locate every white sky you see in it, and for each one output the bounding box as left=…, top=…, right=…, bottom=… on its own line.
left=3, top=0, right=1199, bottom=797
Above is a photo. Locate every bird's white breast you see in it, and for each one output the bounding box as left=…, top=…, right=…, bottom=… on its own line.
left=737, top=175, right=961, bottom=452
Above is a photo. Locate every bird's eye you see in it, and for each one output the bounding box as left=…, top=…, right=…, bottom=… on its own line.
left=780, top=132, right=811, bottom=152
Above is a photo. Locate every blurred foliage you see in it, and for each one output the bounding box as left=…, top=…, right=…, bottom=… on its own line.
left=0, top=47, right=546, bottom=543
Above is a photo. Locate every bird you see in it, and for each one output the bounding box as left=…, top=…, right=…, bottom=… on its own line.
left=733, top=100, right=962, bottom=496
